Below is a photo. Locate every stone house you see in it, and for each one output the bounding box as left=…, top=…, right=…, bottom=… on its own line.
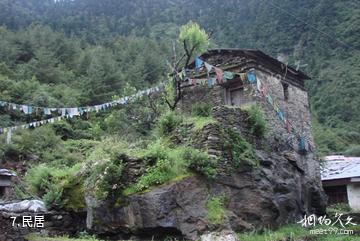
left=321, top=155, right=360, bottom=211
left=85, top=49, right=327, bottom=239
left=0, top=169, right=15, bottom=199
left=180, top=49, right=317, bottom=175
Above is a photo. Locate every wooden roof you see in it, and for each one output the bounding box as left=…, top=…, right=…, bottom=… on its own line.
left=187, top=48, right=310, bottom=87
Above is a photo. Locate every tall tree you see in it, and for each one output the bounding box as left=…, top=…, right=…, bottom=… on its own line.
left=164, top=21, right=209, bottom=110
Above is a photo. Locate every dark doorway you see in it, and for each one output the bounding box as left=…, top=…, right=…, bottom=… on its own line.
left=323, top=185, right=348, bottom=205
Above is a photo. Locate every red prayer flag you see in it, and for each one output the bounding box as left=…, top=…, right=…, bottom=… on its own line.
left=215, top=67, right=223, bottom=84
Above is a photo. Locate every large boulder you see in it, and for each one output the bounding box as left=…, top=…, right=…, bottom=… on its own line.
left=86, top=107, right=326, bottom=240
left=87, top=154, right=326, bottom=240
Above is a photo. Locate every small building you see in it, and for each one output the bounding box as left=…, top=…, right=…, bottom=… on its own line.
left=180, top=49, right=317, bottom=170
left=321, top=155, right=360, bottom=210
left=0, top=169, right=16, bottom=199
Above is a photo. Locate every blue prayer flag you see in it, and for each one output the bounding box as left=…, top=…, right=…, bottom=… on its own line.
left=195, top=57, right=203, bottom=69
left=247, top=72, right=257, bottom=84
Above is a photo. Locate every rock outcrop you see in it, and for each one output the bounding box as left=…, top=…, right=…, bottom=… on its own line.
left=86, top=106, right=327, bottom=240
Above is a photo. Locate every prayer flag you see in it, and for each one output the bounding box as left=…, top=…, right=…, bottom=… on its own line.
left=223, top=71, right=234, bottom=80
left=215, top=67, right=223, bottom=84
left=247, top=71, right=257, bottom=84
left=204, top=62, right=213, bottom=73
left=195, top=57, right=203, bottom=69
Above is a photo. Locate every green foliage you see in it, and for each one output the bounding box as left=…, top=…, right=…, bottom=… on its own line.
left=84, top=158, right=124, bottom=200
left=26, top=233, right=103, bottom=241
left=80, top=138, right=131, bottom=199
left=224, top=128, right=259, bottom=168
left=327, top=203, right=352, bottom=214
left=0, top=0, right=359, bottom=156
left=184, top=148, right=217, bottom=178
left=155, top=111, right=183, bottom=136
left=179, top=21, right=209, bottom=55
left=237, top=224, right=360, bottom=241
left=184, top=116, right=217, bottom=130
left=1, top=0, right=359, bottom=217
left=344, top=145, right=360, bottom=157
left=104, top=94, right=164, bottom=140
left=25, top=164, right=53, bottom=195
left=206, top=195, right=227, bottom=224
left=312, top=119, right=347, bottom=156
left=191, top=103, right=212, bottom=117
left=244, top=105, right=266, bottom=137
left=124, top=159, right=173, bottom=195
left=237, top=225, right=309, bottom=241
left=13, top=184, right=31, bottom=199
left=124, top=140, right=214, bottom=195
left=25, top=163, right=84, bottom=211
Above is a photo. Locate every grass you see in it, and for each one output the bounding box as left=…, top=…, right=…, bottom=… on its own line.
left=237, top=225, right=308, bottom=241
left=243, top=104, right=266, bottom=137
left=326, top=203, right=352, bottom=214
left=206, top=195, right=227, bottom=224
left=184, top=116, right=217, bottom=130
left=123, top=140, right=214, bottom=195
left=224, top=128, right=259, bottom=168
left=26, top=234, right=102, bottom=241
left=237, top=224, right=359, bottom=241
left=123, top=173, right=191, bottom=196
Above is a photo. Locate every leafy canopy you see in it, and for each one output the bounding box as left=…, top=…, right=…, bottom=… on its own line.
left=179, top=21, right=209, bottom=56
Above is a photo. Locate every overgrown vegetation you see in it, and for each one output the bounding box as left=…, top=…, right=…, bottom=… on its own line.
left=243, top=104, right=266, bottom=137
left=124, top=139, right=216, bottom=195
left=224, top=128, right=259, bottom=168
left=326, top=203, right=352, bottom=214
left=0, top=0, right=359, bottom=229
left=155, top=111, right=184, bottom=136
left=0, top=0, right=359, bottom=156
left=237, top=224, right=360, bottom=241
left=25, top=163, right=84, bottom=211
left=192, top=103, right=213, bottom=117
left=206, top=194, right=227, bottom=224
left=26, top=232, right=102, bottom=241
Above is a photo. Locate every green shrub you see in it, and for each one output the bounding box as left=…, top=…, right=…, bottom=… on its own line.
left=138, top=139, right=170, bottom=162
left=43, top=183, right=64, bottom=208
left=206, top=195, right=227, bottom=224
left=184, top=116, right=217, bottom=130
left=156, top=111, right=183, bottom=136
left=25, top=163, right=84, bottom=210
left=192, top=103, right=212, bottom=117
left=125, top=159, right=172, bottom=194
left=84, top=158, right=124, bottom=200
left=184, top=148, right=217, bottom=178
left=124, top=141, right=214, bottom=195
left=244, top=105, right=266, bottom=137
left=225, top=128, right=259, bottom=167
left=25, top=164, right=54, bottom=195
left=344, top=145, right=360, bottom=156
left=327, top=203, right=352, bottom=213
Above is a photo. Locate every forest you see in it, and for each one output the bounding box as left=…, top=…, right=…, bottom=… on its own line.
left=0, top=1, right=359, bottom=240
left=1, top=0, right=359, bottom=157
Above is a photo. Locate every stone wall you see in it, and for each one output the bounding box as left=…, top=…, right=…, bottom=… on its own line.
left=180, top=67, right=320, bottom=183
left=178, top=84, right=224, bottom=114
left=347, top=183, right=360, bottom=211
left=253, top=69, right=320, bottom=182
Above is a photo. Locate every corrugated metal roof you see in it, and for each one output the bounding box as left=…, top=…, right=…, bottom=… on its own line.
left=321, top=156, right=360, bottom=181
left=0, top=169, right=16, bottom=176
